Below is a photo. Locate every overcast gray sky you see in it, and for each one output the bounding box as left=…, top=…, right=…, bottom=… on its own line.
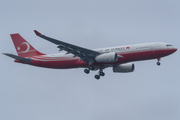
left=0, top=0, right=180, bottom=120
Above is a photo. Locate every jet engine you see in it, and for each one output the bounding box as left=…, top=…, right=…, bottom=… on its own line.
left=113, top=63, right=135, bottom=73
left=95, top=52, right=118, bottom=63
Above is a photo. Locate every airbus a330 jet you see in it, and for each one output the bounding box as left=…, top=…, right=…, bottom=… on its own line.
left=3, top=30, right=177, bottom=79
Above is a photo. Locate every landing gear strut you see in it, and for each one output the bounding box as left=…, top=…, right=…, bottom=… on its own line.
left=99, top=69, right=105, bottom=77
left=89, top=65, right=95, bottom=70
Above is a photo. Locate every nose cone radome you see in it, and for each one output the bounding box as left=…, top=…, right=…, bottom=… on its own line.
left=174, top=47, right=178, bottom=52
left=171, top=47, right=177, bottom=54
left=164, top=47, right=177, bottom=56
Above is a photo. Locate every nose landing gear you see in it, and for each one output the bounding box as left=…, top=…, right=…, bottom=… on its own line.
left=157, top=58, right=161, bottom=66
left=89, top=65, right=95, bottom=70
left=157, top=62, right=161, bottom=66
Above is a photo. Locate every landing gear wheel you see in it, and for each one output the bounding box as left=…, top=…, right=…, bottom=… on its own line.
left=89, top=65, right=95, bottom=70
left=99, top=72, right=105, bottom=76
left=157, top=62, right=161, bottom=66
left=84, top=69, right=90, bottom=74
left=95, top=75, right=100, bottom=80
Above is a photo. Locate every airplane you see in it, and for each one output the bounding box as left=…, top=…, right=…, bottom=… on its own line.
left=3, top=30, right=177, bottom=80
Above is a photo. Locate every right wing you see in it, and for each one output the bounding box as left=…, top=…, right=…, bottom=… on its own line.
left=34, top=30, right=100, bottom=64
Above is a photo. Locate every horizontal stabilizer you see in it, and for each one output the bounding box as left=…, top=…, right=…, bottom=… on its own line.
left=3, top=53, right=31, bottom=63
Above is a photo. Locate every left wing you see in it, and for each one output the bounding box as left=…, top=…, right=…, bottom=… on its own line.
left=34, top=30, right=100, bottom=64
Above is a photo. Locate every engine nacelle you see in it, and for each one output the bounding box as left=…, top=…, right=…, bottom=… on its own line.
left=113, top=63, right=135, bottom=73
left=95, top=52, right=118, bottom=63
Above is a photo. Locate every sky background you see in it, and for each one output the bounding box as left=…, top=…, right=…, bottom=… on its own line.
left=0, top=0, right=180, bottom=120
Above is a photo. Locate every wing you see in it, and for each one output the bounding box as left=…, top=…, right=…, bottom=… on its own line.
left=34, top=30, right=100, bottom=63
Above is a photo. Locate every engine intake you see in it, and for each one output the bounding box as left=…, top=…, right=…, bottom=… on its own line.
left=113, top=63, right=135, bottom=73
left=95, top=52, right=118, bottom=63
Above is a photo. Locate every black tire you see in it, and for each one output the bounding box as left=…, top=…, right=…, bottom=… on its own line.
left=95, top=75, right=100, bottom=80
left=84, top=69, right=90, bottom=74
left=99, top=72, right=105, bottom=76
left=157, top=62, right=161, bottom=66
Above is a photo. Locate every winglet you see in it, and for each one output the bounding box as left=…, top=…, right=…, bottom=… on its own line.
left=34, top=30, right=42, bottom=36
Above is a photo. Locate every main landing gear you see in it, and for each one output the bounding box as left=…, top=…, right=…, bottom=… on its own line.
left=89, top=65, right=95, bottom=70
left=84, top=69, right=90, bottom=74
left=84, top=65, right=95, bottom=74
left=157, top=58, right=161, bottom=66
left=84, top=66, right=105, bottom=80
left=94, top=70, right=105, bottom=80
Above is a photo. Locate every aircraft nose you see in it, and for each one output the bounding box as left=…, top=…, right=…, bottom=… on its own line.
left=173, top=47, right=177, bottom=53
left=174, top=47, right=177, bottom=51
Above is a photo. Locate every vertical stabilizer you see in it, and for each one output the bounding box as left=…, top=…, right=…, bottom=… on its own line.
left=10, top=34, right=45, bottom=57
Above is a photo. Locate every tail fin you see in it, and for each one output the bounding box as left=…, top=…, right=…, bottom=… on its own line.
left=11, top=33, right=45, bottom=57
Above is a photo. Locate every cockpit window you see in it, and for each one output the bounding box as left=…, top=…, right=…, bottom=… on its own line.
left=166, top=44, right=173, bottom=46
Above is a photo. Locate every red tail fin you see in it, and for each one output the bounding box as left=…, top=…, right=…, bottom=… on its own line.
left=11, top=33, right=45, bottom=57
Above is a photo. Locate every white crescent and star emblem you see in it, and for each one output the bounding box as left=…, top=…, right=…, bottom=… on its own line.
left=17, top=42, right=30, bottom=53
